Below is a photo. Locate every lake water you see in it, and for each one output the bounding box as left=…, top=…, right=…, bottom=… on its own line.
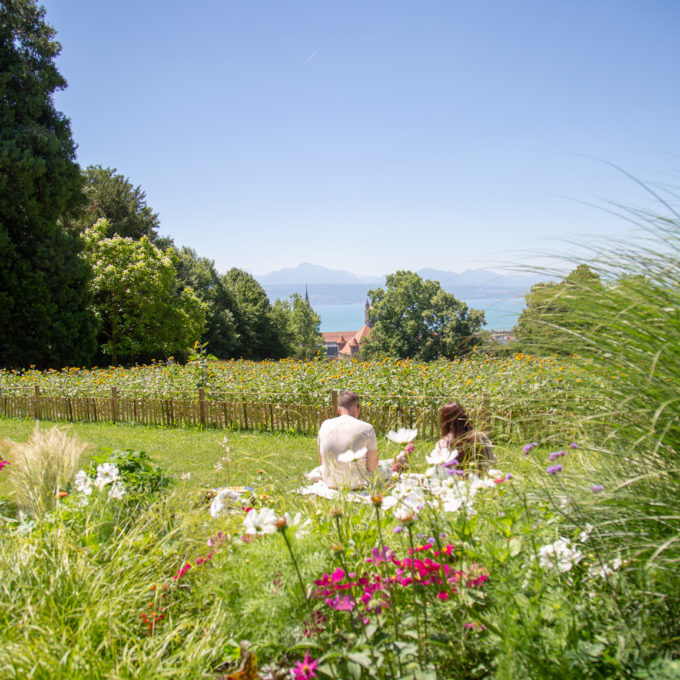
left=317, top=297, right=525, bottom=332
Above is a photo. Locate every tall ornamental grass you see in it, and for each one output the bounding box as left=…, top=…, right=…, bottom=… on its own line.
left=1, top=425, right=91, bottom=514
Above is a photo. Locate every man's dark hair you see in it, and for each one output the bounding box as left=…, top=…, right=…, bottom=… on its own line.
left=338, top=390, right=360, bottom=410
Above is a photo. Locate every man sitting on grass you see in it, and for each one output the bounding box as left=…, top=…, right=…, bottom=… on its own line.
left=317, top=390, right=378, bottom=489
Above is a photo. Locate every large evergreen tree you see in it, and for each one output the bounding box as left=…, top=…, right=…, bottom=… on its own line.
left=0, top=0, right=97, bottom=368
left=66, top=165, right=172, bottom=247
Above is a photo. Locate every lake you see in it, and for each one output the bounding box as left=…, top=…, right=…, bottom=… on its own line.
left=316, top=297, right=525, bottom=332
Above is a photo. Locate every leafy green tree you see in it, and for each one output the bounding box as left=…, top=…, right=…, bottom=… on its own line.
left=174, top=247, right=240, bottom=359
left=515, top=264, right=604, bottom=353
left=65, top=165, right=171, bottom=246
left=273, top=294, right=324, bottom=359
left=362, top=271, right=485, bottom=360
left=0, top=0, right=97, bottom=368
left=82, top=220, right=206, bottom=365
left=223, top=268, right=289, bottom=359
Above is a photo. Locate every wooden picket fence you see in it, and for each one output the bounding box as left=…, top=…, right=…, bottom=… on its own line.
left=0, top=386, right=568, bottom=441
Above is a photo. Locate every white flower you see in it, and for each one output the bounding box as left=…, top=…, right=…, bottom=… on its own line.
left=579, top=523, right=594, bottom=543
left=386, top=428, right=418, bottom=444
left=426, top=446, right=458, bottom=466
left=74, top=470, right=93, bottom=495
left=337, top=447, right=367, bottom=463
left=242, top=507, right=278, bottom=535
left=538, top=537, right=583, bottom=573
left=213, top=461, right=223, bottom=472
left=180, top=472, right=191, bottom=481
left=108, top=480, right=126, bottom=500
left=94, top=463, right=119, bottom=491
left=284, top=512, right=312, bottom=538
left=209, top=487, right=241, bottom=518
left=393, top=503, right=419, bottom=522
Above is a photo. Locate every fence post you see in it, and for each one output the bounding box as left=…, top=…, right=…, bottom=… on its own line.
left=331, top=389, right=339, bottom=416
left=111, top=386, right=119, bottom=424
left=34, top=384, right=41, bottom=420
left=198, top=387, right=206, bottom=427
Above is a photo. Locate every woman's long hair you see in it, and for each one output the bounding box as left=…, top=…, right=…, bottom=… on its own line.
left=439, top=401, right=487, bottom=466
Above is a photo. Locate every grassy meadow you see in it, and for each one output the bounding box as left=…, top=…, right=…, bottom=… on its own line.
left=1, top=209, right=679, bottom=679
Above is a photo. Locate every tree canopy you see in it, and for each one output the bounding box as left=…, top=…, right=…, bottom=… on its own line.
left=362, top=271, right=485, bottom=360
left=82, top=220, right=206, bottom=365
left=223, top=268, right=290, bottom=359
left=0, top=0, right=97, bottom=368
left=273, top=294, right=324, bottom=359
left=514, top=264, right=604, bottom=353
left=65, top=165, right=171, bottom=245
left=174, top=247, right=240, bottom=359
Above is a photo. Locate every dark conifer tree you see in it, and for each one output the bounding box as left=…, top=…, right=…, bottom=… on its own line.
left=0, top=0, right=96, bottom=367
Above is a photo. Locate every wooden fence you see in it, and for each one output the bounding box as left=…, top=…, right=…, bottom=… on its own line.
left=0, top=386, right=567, bottom=441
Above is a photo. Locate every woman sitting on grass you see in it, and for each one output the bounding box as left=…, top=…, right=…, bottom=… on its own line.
left=438, top=401, right=496, bottom=470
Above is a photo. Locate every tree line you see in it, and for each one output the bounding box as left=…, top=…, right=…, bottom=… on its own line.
left=3, top=0, right=611, bottom=370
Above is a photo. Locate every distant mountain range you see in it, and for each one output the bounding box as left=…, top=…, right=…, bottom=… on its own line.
left=258, top=263, right=548, bottom=305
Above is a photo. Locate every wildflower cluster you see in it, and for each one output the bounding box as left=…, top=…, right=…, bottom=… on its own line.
left=73, top=463, right=126, bottom=502
left=310, top=543, right=488, bottom=624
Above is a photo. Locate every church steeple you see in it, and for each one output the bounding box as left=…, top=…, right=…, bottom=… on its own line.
left=304, top=284, right=310, bottom=305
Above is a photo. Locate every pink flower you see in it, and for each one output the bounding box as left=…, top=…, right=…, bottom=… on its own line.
left=173, top=562, right=192, bottom=580
left=0, top=460, right=9, bottom=471
left=436, top=591, right=450, bottom=601
left=325, top=595, right=355, bottom=611
left=293, top=651, right=319, bottom=680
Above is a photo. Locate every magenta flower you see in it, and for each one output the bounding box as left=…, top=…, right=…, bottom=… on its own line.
left=325, top=595, right=355, bottom=611
left=547, top=464, right=563, bottom=475
left=0, top=459, right=9, bottom=471
left=548, top=450, right=566, bottom=461
left=523, top=442, right=538, bottom=455
left=569, top=443, right=579, bottom=449
left=591, top=484, right=604, bottom=493
left=293, top=651, right=319, bottom=680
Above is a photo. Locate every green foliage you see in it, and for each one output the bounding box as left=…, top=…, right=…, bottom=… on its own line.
left=273, top=293, right=325, bottom=359
left=86, top=448, right=171, bottom=499
left=223, top=268, right=290, bottom=359
left=0, top=0, right=97, bottom=368
left=515, top=264, right=604, bottom=353
left=362, top=271, right=485, bottom=360
left=66, top=164, right=168, bottom=245
left=174, top=247, right=240, bottom=359
left=82, top=219, right=207, bottom=365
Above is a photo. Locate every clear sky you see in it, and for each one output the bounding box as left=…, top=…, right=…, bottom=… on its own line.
left=41, top=0, right=679, bottom=278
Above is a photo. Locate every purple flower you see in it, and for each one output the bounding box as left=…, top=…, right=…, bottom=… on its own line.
left=439, top=532, right=447, bottom=539
left=547, top=464, right=563, bottom=475
left=591, top=484, right=604, bottom=493
left=427, top=537, right=436, bottom=545
left=548, top=450, right=566, bottom=462
left=569, top=443, right=579, bottom=449
left=368, top=546, right=393, bottom=563
left=523, top=442, right=538, bottom=455
left=505, top=473, right=513, bottom=481
left=393, top=526, right=404, bottom=534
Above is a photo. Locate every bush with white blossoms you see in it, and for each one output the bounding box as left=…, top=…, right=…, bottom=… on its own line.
left=73, top=463, right=126, bottom=503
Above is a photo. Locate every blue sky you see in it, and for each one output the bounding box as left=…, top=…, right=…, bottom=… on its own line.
left=42, top=0, right=680, bottom=278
